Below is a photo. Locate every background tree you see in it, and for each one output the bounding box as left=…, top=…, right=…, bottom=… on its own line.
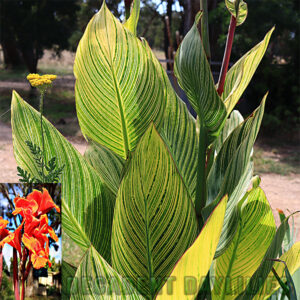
left=0, top=0, right=80, bottom=72
left=209, top=0, right=299, bottom=131
left=69, top=0, right=123, bottom=51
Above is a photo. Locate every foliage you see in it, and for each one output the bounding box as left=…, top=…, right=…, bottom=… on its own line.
left=0, top=271, right=13, bottom=298
left=209, top=0, right=299, bottom=132
left=69, top=0, right=123, bottom=52
left=10, top=1, right=299, bottom=299
left=0, top=0, right=80, bottom=72
left=17, top=141, right=64, bottom=183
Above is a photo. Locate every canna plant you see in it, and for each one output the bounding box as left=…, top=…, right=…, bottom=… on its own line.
left=10, top=0, right=299, bottom=299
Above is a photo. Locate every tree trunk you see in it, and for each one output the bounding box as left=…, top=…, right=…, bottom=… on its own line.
left=0, top=0, right=24, bottom=69
left=21, top=46, right=38, bottom=73
left=164, top=0, right=174, bottom=70
left=180, top=0, right=200, bottom=35
left=1, top=39, right=23, bottom=69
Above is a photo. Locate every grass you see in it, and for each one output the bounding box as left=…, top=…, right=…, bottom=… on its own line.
left=253, top=144, right=300, bottom=175
left=0, top=66, right=73, bottom=81
left=0, top=88, right=80, bottom=136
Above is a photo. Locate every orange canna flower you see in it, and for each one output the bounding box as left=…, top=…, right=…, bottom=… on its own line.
left=32, top=215, right=58, bottom=242
left=13, top=197, right=38, bottom=217
left=3, top=189, right=59, bottom=270
left=13, top=188, right=59, bottom=219
left=26, top=188, right=60, bottom=216
left=0, top=221, right=24, bottom=255
left=22, top=233, right=51, bottom=269
left=0, top=217, right=9, bottom=244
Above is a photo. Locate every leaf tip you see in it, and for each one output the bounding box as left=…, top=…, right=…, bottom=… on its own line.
left=195, top=11, right=203, bottom=25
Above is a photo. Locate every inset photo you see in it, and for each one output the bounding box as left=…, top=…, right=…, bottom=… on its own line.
left=0, top=183, right=61, bottom=299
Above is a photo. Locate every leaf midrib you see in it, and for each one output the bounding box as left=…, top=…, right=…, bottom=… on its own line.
left=104, top=9, right=130, bottom=158
left=138, top=166, right=155, bottom=298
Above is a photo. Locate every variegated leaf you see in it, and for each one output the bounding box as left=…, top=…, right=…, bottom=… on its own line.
left=206, top=95, right=267, bottom=257
left=141, top=38, right=198, bottom=202
left=74, top=2, right=166, bottom=159
left=222, top=28, right=274, bottom=115
left=213, top=110, right=244, bottom=155
left=111, top=124, right=198, bottom=298
left=124, top=0, right=140, bottom=35
left=155, top=195, right=227, bottom=300
left=225, top=0, right=248, bottom=26
left=84, top=141, right=125, bottom=196
left=174, top=12, right=227, bottom=142
left=253, top=242, right=300, bottom=300
left=11, top=91, right=114, bottom=263
left=212, top=188, right=276, bottom=299
left=70, top=246, right=145, bottom=299
left=236, top=213, right=297, bottom=299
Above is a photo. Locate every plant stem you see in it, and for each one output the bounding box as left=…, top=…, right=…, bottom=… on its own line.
left=20, top=249, right=28, bottom=300
left=217, top=15, right=237, bottom=96
left=40, top=91, right=45, bottom=181
left=195, top=119, right=208, bottom=228
left=200, top=0, right=211, bottom=60
left=13, top=249, right=20, bottom=300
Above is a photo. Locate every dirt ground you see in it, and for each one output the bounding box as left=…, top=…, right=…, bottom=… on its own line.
left=0, top=121, right=299, bottom=241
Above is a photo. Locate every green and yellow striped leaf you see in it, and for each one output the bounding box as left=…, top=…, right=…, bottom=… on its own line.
left=225, top=0, right=248, bottom=26
left=212, top=188, right=276, bottom=300
left=155, top=195, right=228, bottom=300
left=236, top=213, right=296, bottom=299
left=124, top=0, right=140, bottom=35
left=252, top=242, right=300, bottom=300
left=213, top=110, right=244, bottom=155
left=160, top=94, right=198, bottom=201
left=70, top=246, right=145, bottom=299
left=222, top=28, right=274, bottom=115
left=74, top=2, right=166, bottom=159
left=11, top=91, right=114, bottom=262
left=174, top=12, right=227, bottom=141
left=141, top=38, right=198, bottom=201
left=84, top=141, right=125, bottom=196
left=62, top=260, right=77, bottom=300
left=111, top=124, right=198, bottom=298
left=206, top=95, right=266, bottom=257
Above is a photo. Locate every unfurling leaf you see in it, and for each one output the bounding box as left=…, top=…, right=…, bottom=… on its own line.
left=225, top=0, right=248, bottom=26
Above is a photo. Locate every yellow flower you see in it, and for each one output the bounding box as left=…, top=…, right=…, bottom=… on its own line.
left=26, top=73, right=57, bottom=89
left=27, top=73, right=40, bottom=81
left=42, top=74, right=57, bottom=81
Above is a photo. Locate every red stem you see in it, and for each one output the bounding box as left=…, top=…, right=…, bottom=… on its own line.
left=13, top=249, right=20, bottom=300
left=20, top=249, right=29, bottom=300
left=217, top=15, right=237, bottom=96
left=24, top=261, right=32, bottom=281
left=0, top=250, right=3, bottom=288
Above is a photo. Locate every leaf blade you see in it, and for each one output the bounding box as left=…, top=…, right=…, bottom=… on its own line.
left=111, top=124, right=198, bottom=298
left=252, top=242, right=300, bottom=300
left=155, top=195, right=228, bottom=300
left=222, top=28, right=274, bottom=115
left=74, top=3, right=166, bottom=159
left=225, top=0, right=248, bottom=26
left=70, top=246, right=145, bottom=299
left=174, top=12, right=227, bottom=141
left=212, top=188, right=276, bottom=299
left=11, top=91, right=114, bottom=262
